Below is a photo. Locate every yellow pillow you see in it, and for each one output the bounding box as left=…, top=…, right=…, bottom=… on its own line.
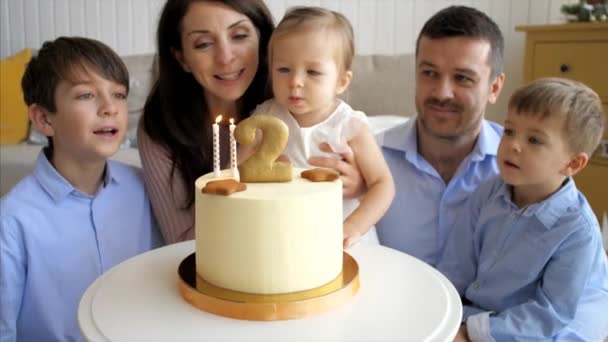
left=0, top=49, right=31, bottom=144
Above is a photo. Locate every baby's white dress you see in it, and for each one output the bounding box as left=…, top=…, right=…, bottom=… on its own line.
left=253, top=99, right=379, bottom=245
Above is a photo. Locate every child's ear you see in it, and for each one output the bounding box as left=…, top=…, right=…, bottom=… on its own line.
left=171, top=47, right=191, bottom=73
left=336, top=70, right=353, bottom=95
left=28, top=104, right=55, bottom=137
left=561, top=152, right=589, bottom=177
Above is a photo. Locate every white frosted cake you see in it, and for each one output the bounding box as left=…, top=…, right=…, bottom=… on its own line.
left=194, top=169, right=343, bottom=294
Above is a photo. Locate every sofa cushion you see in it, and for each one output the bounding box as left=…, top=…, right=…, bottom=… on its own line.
left=23, top=53, right=414, bottom=147
left=0, top=117, right=407, bottom=197
left=342, top=54, right=416, bottom=117
left=122, top=54, right=157, bottom=147
left=0, top=49, right=32, bottom=144
left=0, top=145, right=142, bottom=197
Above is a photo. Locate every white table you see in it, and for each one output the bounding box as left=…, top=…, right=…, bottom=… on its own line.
left=78, top=241, right=462, bottom=341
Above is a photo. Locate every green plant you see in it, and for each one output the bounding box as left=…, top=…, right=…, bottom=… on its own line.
left=561, top=0, right=608, bottom=21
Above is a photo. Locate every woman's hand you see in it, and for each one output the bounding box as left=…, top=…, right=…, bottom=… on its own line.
left=308, top=143, right=366, bottom=199
left=453, top=325, right=470, bottom=342
left=343, top=221, right=362, bottom=249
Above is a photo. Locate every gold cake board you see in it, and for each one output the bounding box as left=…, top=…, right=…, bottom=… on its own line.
left=178, top=252, right=359, bottom=321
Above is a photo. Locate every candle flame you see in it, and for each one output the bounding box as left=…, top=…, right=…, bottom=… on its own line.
left=215, top=115, right=223, bottom=124
left=229, top=118, right=234, bottom=125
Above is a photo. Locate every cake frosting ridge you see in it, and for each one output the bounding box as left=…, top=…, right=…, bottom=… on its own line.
left=195, top=168, right=343, bottom=294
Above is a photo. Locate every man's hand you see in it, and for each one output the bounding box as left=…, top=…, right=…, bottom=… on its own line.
left=308, top=143, right=366, bottom=199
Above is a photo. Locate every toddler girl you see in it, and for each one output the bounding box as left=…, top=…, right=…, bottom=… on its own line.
left=243, top=6, right=395, bottom=248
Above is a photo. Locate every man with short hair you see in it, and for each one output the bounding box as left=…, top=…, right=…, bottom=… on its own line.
left=376, top=6, right=505, bottom=266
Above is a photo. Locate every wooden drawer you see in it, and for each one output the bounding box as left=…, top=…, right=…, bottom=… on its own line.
left=604, top=104, right=608, bottom=141
left=574, top=159, right=608, bottom=222
left=517, top=24, right=608, bottom=223
left=532, top=42, right=608, bottom=101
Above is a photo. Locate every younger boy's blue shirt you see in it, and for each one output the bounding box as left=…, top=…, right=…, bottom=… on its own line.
left=0, top=149, right=163, bottom=342
left=437, top=176, right=608, bottom=341
left=376, top=117, right=502, bottom=266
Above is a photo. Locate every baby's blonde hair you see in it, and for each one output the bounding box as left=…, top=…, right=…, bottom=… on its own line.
left=508, top=77, right=605, bottom=156
left=269, top=6, right=354, bottom=72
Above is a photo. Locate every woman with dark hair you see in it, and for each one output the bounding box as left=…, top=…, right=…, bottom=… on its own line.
left=139, top=0, right=273, bottom=243
left=139, top=0, right=364, bottom=244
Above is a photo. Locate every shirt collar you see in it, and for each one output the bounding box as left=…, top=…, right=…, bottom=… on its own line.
left=381, top=117, right=502, bottom=165
left=381, top=117, right=421, bottom=168
left=495, top=178, right=579, bottom=229
left=470, top=120, right=502, bottom=161
left=33, top=148, right=120, bottom=202
left=104, top=161, right=120, bottom=186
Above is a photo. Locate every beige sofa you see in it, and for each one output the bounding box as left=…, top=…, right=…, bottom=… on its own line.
left=0, top=53, right=415, bottom=196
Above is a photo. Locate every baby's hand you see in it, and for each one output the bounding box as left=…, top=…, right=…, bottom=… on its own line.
left=343, top=222, right=361, bottom=249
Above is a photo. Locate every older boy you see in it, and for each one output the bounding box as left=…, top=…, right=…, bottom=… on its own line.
left=0, top=37, right=162, bottom=342
left=438, top=78, right=608, bottom=341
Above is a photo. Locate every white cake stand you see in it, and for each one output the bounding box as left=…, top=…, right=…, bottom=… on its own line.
left=78, top=241, right=462, bottom=341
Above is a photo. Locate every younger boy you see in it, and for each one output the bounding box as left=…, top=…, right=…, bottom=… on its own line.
left=437, top=78, right=608, bottom=341
left=0, top=37, right=162, bottom=342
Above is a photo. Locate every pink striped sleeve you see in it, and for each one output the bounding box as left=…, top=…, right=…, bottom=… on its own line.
left=137, top=124, right=195, bottom=244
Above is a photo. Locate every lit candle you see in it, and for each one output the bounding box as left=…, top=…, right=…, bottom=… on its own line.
left=213, top=115, right=222, bottom=177
left=229, top=118, right=239, bottom=180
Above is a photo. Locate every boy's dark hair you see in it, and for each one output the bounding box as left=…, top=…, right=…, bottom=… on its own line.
left=21, top=37, right=129, bottom=147
left=509, top=77, right=605, bottom=156
left=415, top=6, right=504, bottom=79
left=22, top=36, right=129, bottom=111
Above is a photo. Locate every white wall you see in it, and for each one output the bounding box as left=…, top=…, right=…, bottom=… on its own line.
left=0, top=0, right=577, bottom=121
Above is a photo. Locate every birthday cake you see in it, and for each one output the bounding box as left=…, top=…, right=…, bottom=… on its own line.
left=194, top=169, right=343, bottom=294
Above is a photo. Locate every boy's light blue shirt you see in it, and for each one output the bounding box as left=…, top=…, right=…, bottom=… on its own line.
left=0, top=149, right=163, bottom=342
left=437, top=176, right=608, bottom=341
left=376, top=117, right=502, bottom=266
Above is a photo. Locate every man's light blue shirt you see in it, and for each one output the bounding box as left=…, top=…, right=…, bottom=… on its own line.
left=0, top=149, right=163, bottom=342
left=437, top=176, right=608, bottom=341
left=376, top=117, right=502, bottom=266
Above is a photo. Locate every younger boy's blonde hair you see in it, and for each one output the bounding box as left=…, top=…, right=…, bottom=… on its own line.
left=508, top=77, right=605, bottom=156
left=269, top=6, right=354, bottom=72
